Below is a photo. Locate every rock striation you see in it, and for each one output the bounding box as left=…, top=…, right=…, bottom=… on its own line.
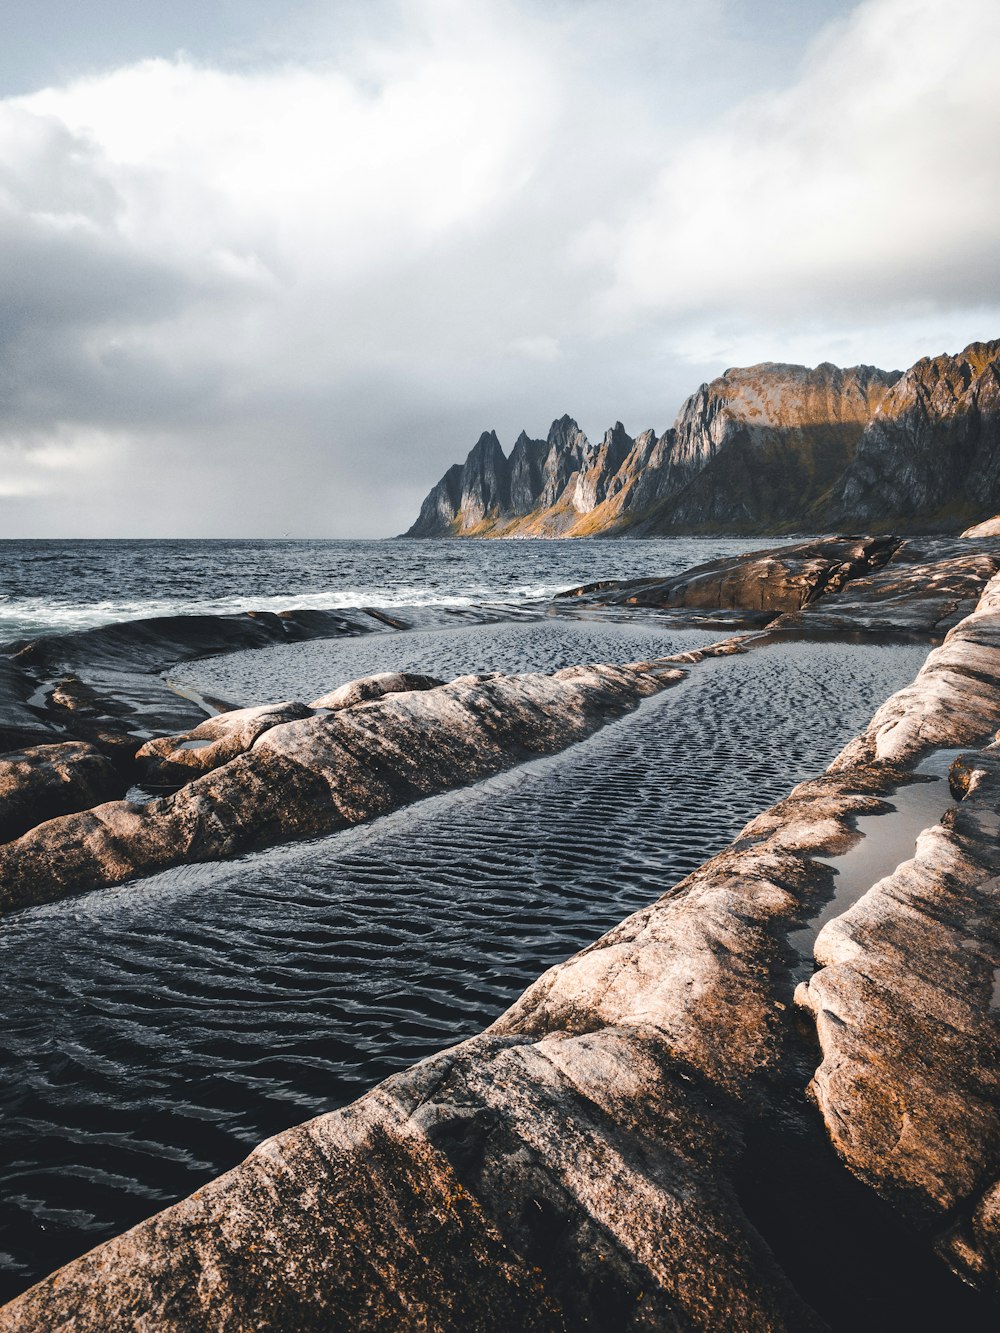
left=0, top=742, right=120, bottom=844
left=0, top=607, right=399, bottom=772
left=797, top=572, right=1000, bottom=1292
left=559, top=535, right=901, bottom=622
left=829, top=341, right=1000, bottom=529
left=0, top=662, right=684, bottom=916
left=5, top=570, right=1000, bottom=1327
left=404, top=340, right=1000, bottom=538
left=558, top=534, right=1000, bottom=637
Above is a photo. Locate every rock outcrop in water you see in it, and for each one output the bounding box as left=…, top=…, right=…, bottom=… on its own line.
left=0, top=607, right=400, bottom=770
left=6, top=573, right=1000, bottom=1328
left=559, top=534, right=1000, bottom=636
left=404, top=340, right=1000, bottom=537
left=0, top=662, right=685, bottom=915
left=4, top=536, right=1000, bottom=876
left=560, top=535, right=901, bottom=621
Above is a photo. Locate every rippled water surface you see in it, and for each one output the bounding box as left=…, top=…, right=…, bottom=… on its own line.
left=0, top=536, right=774, bottom=639
left=0, top=628, right=927, bottom=1299
left=173, top=616, right=722, bottom=705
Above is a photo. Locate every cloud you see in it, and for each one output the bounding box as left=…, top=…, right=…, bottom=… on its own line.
left=595, top=0, right=1000, bottom=336
left=0, top=0, right=996, bottom=535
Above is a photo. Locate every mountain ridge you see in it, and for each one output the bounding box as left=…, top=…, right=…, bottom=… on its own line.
left=403, top=339, right=1000, bottom=537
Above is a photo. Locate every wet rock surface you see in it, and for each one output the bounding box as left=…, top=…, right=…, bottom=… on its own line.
left=773, top=537, right=1000, bottom=636
left=4, top=544, right=1000, bottom=1327
left=560, top=534, right=1000, bottom=639
left=0, top=607, right=393, bottom=768
left=0, top=663, right=682, bottom=915
left=0, top=743, right=121, bottom=844
left=559, top=535, right=898, bottom=618
left=795, top=578, right=1000, bottom=1295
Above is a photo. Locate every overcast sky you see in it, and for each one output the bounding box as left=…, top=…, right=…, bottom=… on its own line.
left=1, top=0, right=997, bottom=537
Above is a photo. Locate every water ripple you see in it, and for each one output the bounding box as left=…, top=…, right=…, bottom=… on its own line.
left=0, top=634, right=927, bottom=1299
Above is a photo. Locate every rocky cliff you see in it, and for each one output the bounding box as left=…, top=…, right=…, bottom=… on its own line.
left=404, top=340, right=1000, bottom=537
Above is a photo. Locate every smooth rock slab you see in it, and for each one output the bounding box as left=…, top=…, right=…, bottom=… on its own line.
left=135, top=700, right=313, bottom=786
left=773, top=538, right=1000, bottom=637
left=0, top=607, right=393, bottom=763
left=963, top=516, right=1000, bottom=538
left=796, top=751, right=1000, bottom=1292
left=796, top=571, right=1000, bottom=1293
left=0, top=742, right=122, bottom=845
left=831, top=569, right=1000, bottom=767
left=0, top=664, right=681, bottom=915
left=557, top=535, right=898, bottom=617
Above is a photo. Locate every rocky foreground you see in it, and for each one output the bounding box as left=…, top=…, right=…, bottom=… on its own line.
left=1, top=536, right=1000, bottom=1327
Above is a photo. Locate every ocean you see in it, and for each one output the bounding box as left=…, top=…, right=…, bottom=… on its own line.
left=0, top=536, right=769, bottom=640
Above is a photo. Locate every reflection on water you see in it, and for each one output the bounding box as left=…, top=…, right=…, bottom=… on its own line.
left=789, top=748, right=968, bottom=981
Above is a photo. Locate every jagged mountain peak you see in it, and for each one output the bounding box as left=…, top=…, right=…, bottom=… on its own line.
left=464, top=429, right=504, bottom=460
left=403, top=339, right=1000, bottom=538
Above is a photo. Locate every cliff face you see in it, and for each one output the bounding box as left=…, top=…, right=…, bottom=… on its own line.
left=828, top=339, right=1000, bottom=527
left=403, top=341, right=1000, bottom=537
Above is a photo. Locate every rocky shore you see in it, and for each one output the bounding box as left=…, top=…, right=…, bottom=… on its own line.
left=1, top=535, right=999, bottom=1328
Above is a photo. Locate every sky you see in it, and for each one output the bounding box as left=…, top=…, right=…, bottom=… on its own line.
left=0, top=0, right=997, bottom=537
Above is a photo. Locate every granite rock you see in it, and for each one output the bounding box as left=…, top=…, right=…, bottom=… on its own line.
left=0, top=663, right=682, bottom=915
left=0, top=742, right=122, bottom=844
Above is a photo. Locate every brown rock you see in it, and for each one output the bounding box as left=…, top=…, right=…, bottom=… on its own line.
left=0, top=741, right=122, bottom=843
left=0, top=664, right=681, bottom=916
left=559, top=535, right=898, bottom=617
left=310, top=670, right=443, bottom=710
left=135, top=701, right=313, bottom=786
left=9, top=574, right=1000, bottom=1327
left=963, top=516, right=1000, bottom=538
left=797, top=570, right=1000, bottom=1292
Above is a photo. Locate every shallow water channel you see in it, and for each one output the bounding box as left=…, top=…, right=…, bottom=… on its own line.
left=788, top=746, right=968, bottom=982
left=0, top=626, right=929, bottom=1301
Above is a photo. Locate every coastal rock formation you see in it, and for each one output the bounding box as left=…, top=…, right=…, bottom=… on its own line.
left=627, top=361, right=897, bottom=535
left=830, top=571, right=1000, bottom=766
left=0, top=607, right=395, bottom=768
left=6, top=576, right=1000, bottom=1327
left=796, top=576, right=1000, bottom=1290
left=559, top=535, right=1000, bottom=638
left=404, top=340, right=1000, bottom=537
left=310, top=670, right=443, bottom=711
left=964, top=516, right=1000, bottom=537
left=135, top=701, right=314, bottom=787
left=772, top=537, right=1000, bottom=637
left=0, top=662, right=683, bottom=915
left=829, top=340, right=1000, bottom=528
left=136, top=675, right=445, bottom=787
left=559, top=535, right=899, bottom=619
left=798, top=762, right=1000, bottom=1293
left=0, top=742, right=120, bottom=844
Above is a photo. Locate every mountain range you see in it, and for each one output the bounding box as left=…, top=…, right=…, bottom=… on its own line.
left=403, top=339, right=1000, bottom=537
